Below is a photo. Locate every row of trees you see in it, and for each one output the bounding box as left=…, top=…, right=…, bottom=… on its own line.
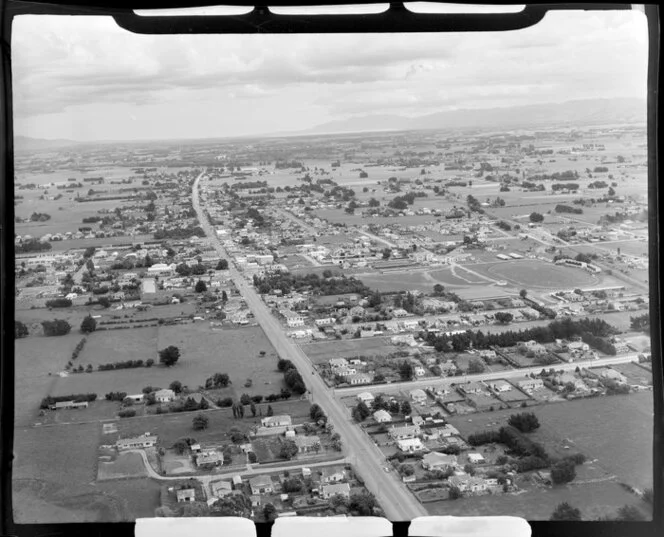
left=253, top=272, right=371, bottom=297
left=422, top=317, right=618, bottom=353
left=277, top=358, right=306, bottom=395
left=98, top=359, right=155, bottom=371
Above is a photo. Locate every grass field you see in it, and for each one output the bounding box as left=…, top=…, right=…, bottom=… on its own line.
left=301, top=337, right=397, bottom=364
left=449, top=391, right=653, bottom=489
left=481, top=260, right=601, bottom=289
left=44, top=324, right=284, bottom=398
left=109, top=399, right=311, bottom=448
left=97, top=451, right=148, bottom=480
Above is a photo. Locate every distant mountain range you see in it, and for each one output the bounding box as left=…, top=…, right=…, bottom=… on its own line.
left=304, top=97, right=647, bottom=135
left=13, top=135, right=83, bottom=152
left=14, top=97, right=646, bottom=150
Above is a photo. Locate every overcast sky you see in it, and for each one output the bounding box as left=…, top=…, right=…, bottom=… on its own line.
left=11, top=7, right=648, bottom=141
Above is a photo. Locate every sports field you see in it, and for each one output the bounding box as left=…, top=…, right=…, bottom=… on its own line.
left=473, top=259, right=602, bottom=289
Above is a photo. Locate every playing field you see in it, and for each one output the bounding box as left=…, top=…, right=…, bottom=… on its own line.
left=301, top=337, right=397, bottom=364
left=475, top=259, right=602, bottom=289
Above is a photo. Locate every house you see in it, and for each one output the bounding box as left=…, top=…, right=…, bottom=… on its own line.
left=211, top=480, right=233, bottom=498
left=320, top=483, right=351, bottom=499
left=449, top=475, right=488, bottom=494
left=413, top=365, right=426, bottom=377
left=411, top=415, right=424, bottom=427
left=437, top=424, right=460, bottom=437
left=302, top=467, right=312, bottom=477
left=460, top=382, right=484, bottom=395
left=147, top=263, right=175, bottom=277
left=467, top=452, right=486, bottom=464
left=438, top=360, right=457, bottom=376
left=601, top=369, right=627, bottom=383
left=294, top=435, right=321, bottom=453
left=280, top=309, right=306, bottom=328
left=261, top=415, right=292, bottom=428
left=478, top=350, right=497, bottom=360
left=373, top=409, right=392, bottom=423
left=329, top=358, right=349, bottom=369
left=345, top=373, right=372, bottom=385
left=389, top=424, right=421, bottom=440
left=397, top=437, right=425, bottom=453
left=155, top=388, right=175, bottom=403
left=335, top=366, right=357, bottom=378
left=422, top=452, right=458, bottom=471
left=124, top=394, right=145, bottom=404
left=485, top=380, right=512, bottom=393
left=566, top=341, right=590, bottom=352
left=249, top=475, right=274, bottom=495
left=315, top=318, right=335, bottom=327
left=232, top=475, right=243, bottom=488
left=321, top=467, right=346, bottom=484
left=356, top=392, right=375, bottom=405
left=51, top=400, right=88, bottom=410
left=393, top=308, right=409, bottom=318
left=116, top=434, right=158, bottom=450
left=409, top=389, right=428, bottom=403
left=196, top=450, right=223, bottom=468
left=516, top=378, right=544, bottom=392
left=176, top=488, right=196, bottom=503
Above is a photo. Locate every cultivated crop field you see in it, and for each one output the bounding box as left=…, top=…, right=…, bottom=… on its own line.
left=301, top=337, right=398, bottom=364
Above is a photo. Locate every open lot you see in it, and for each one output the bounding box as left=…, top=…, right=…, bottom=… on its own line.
left=44, top=324, right=285, bottom=398
left=97, top=451, right=148, bottom=480
left=301, top=337, right=397, bottom=364
left=612, top=362, right=653, bottom=386
left=110, top=399, right=311, bottom=448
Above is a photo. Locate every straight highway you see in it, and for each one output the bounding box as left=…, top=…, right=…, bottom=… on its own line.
left=192, top=173, right=428, bottom=520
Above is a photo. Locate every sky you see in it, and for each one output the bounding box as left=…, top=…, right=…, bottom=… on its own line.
left=11, top=5, right=649, bottom=142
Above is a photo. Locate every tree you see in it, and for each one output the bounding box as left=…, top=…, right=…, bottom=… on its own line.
left=616, top=505, right=646, bottom=521
left=399, top=464, right=415, bottom=476
left=400, top=400, right=411, bottom=415
left=349, top=492, right=378, bottom=516
left=551, top=459, right=576, bottom=484
left=221, top=290, right=228, bottom=302
left=494, top=312, right=513, bottom=324
left=159, top=346, right=181, bottom=367
left=550, top=502, right=582, bottom=521
left=399, top=361, right=414, bottom=381
left=267, top=405, right=273, bottom=416
left=250, top=401, right=257, bottom=417
left=42, top=319, right=71, bottom=337
left=529, top=212, right=544, bottom=223
left=192, top=413, right=209, bottom=431
left=15, top=321, right=28, bottom=339
left=195, top=280, right=207, bottom=293
left=448, top=486, right=463, bottom=500
left=382, top=248, right=392, bottom=260
left=519, top=289, right=528, bottom=299
left=507, top=412, right=540, bottom=433
left=169, top=380, right=183, bottom=394
left=263, top=503, right=278, bottom=522
left=280, top=440, right=299, bottom=460
left=432, top=284, right=445, bottom=296
left=216, top=259, right=229, bottom=270
left=98, top=296, right=111, bottom=308
left=353, top=401, right=371, bottom=422
left=80, top=315, right=97, bottom=334
left=467, top=358, right=486, bottom=374
left=310, top=403, right=326, bottom=422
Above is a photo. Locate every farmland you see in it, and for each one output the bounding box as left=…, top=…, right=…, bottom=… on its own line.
left=44, top=324, right=284, bottom=398
left=448, top=391, right=653, bottom=489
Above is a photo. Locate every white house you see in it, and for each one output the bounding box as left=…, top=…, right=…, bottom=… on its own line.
left=155, top=388, right=175, bottom=403
left=373, top=410, right=392, bottom=423
left=176, top=488, right=196, bottom=503
left=517, top=378, right=544, bottom=392
left=356, top=392, right=375, bottom=405
left=388, top=424, right=420, bottom=440
left=116, top=434, right=158, bottom=450
left=320, top=483, right=351, bottom=499
left=396, top=437, right=425, bottom=453
left=467, top=452, right=486, bottom=464
left=421, top=452, right=458, bottom=471
left=261, top=415, right=292, bottom=428
left=280, top=309, right=306, bottom=328
left=249, top=475, right=274, bottom=495
left=409, top=389, right=428, bottom=403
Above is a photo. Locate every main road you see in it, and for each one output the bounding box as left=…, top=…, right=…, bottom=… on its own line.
left=192, top=173, right=428, bottom=520
left=337, top=353, right=643, bottom=396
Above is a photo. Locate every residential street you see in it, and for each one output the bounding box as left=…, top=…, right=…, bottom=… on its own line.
left=193, top=173, right=428, bottom=520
